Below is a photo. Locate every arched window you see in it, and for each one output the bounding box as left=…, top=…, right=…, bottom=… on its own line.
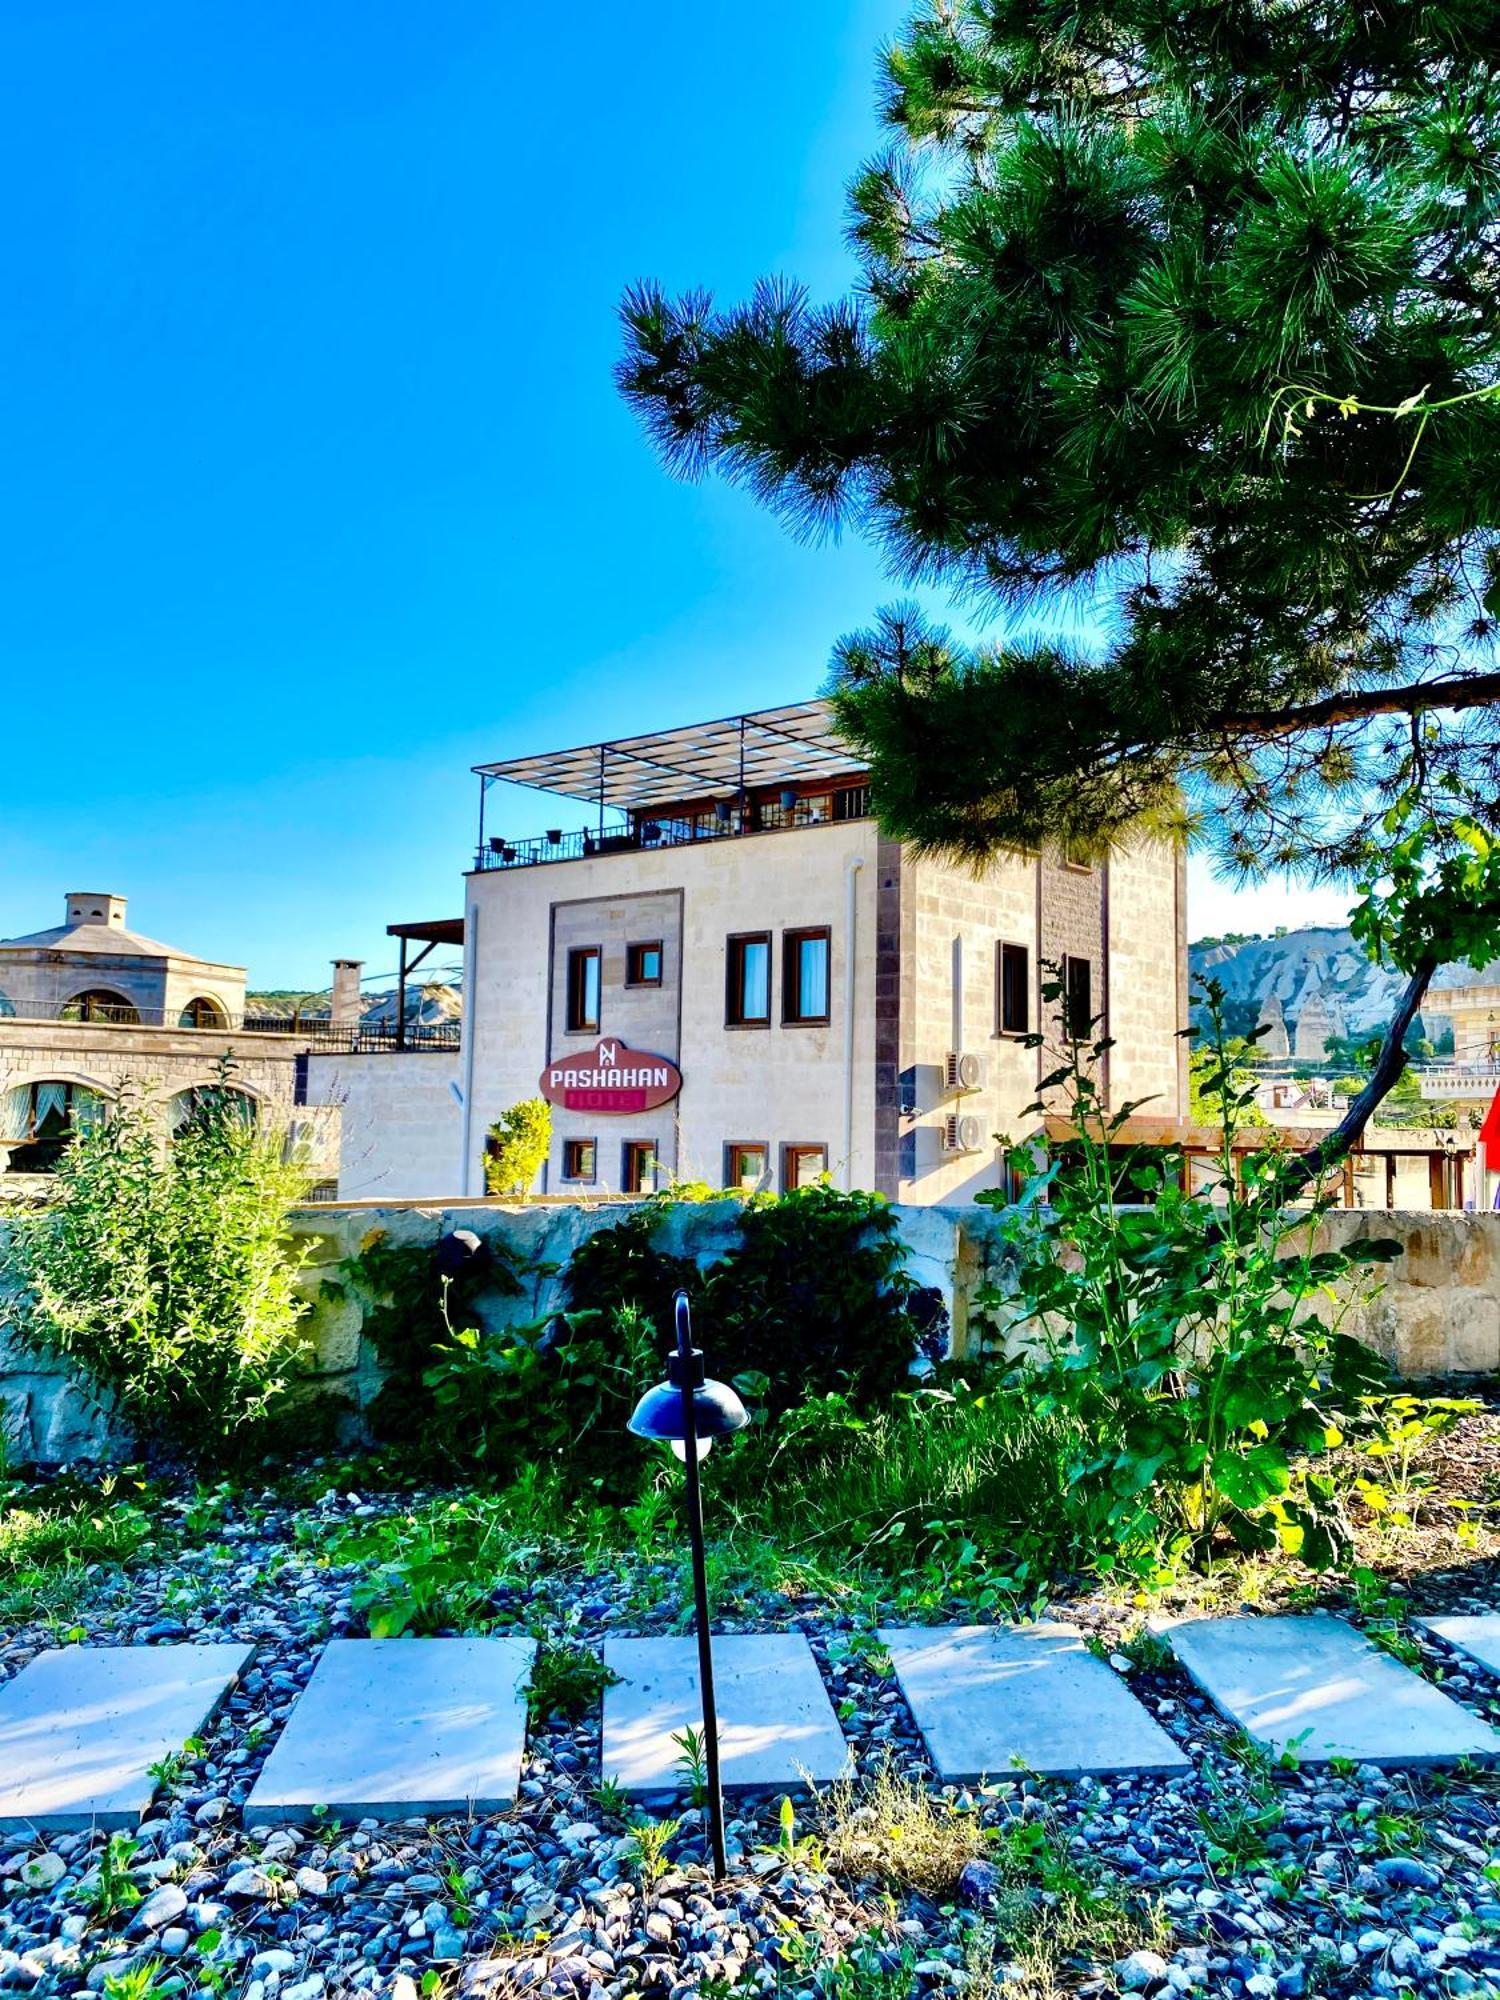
left=0, top=992, right=13, bottom=1018
left=1, top=1081, right=105, bottom=1173
left=59, top=989, right=139, bottom=1025
left=169, top=1085, right=257, bottom=1134
left=178, top=996, right=229, bottom=1029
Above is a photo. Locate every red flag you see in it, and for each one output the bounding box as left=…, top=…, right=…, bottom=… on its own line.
left=1481, top=1081, right=1500, bottom=1173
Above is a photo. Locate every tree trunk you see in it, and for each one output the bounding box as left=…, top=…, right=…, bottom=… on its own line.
left=1279, top=954, right=1440, bottom=1201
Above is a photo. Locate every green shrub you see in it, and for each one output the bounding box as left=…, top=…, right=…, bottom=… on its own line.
left=484, top=1098, right=551, bottom=1200
left=981, top=974, right=1399, bottom=1577
left=0, top=1082, right=312, bottom=1464
left=422, top=1301, right=658, bottom=1489
left=333, top=1230, right=523, bottom=1446
left=565, top=1184, right=923, bottom=1416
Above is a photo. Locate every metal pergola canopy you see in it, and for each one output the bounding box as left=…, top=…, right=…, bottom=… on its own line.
left=386, top=917, right=466, bottom=947
left=473, top=699, right=867, bottom=811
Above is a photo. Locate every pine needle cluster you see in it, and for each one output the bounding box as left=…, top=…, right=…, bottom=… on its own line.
left=618, top=1, right=1500, bottom=878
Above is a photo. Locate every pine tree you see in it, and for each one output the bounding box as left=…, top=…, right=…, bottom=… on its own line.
left=619, top=1, right=1500, bottom=1158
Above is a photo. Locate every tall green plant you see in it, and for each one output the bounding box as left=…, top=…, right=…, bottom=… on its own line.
left=0, top=1081, right=312, bottom=1461
left=484, top=1098, right=551, bottom=1200
left=980, top=975, right=1399, bottom=1576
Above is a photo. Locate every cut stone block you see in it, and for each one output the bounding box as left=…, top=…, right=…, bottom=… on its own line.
left=245, top=1638, right=534, bottom=1825
left=1167, top=1612, right=1500, bottom=1769
left=0, top=1643, right=253, bottom=1832
left=602, top=1633, right=851, bottom=1794
left=879, top=1623, right=1191, bottom=1782
left=1416, top=1615, right=1500, bottom=1679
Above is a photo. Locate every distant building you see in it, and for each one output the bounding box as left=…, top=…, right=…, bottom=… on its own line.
left=0, top=892, right=349, bottom=1188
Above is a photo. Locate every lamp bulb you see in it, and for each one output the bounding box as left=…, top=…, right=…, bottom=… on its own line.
left=670, top=1436, right=712, bottom=1463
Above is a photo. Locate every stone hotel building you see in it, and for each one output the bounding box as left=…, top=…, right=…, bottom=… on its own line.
left=454, top=700, right=1188, bottom=1203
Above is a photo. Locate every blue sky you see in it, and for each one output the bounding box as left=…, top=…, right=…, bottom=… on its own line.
left=0, top=2, right=1349, bottom=990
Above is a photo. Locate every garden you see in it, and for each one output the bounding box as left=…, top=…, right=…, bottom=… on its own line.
left=4, top=998, right=1500, bottom=2000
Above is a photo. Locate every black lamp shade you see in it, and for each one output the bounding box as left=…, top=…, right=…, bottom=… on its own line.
left=628, top=1377, right=749, bottom=1444
left=435, top=1228, right=486, bottom=1277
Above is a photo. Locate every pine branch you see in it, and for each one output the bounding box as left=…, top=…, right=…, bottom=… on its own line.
left=1210, top=671, right=1500, bottom=742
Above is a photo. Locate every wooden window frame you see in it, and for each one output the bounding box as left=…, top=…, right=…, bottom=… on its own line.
left=724, top=1141, right=770, bottom=1191
left=781, top=1142, right=829, bottom=1193
left=782, top=925, right=831, bottom=1026
left=625, top=939, right=664, bottom=988
left=725, top=931, right=772, bottom=1029
left=997, top=941, right=1030, bottom=1037
left=622, top=1139, right=659, bottom=1194
left=561, top=1136, right=597, bottom=1182
left=1061, top=954, right=1093, bottom=1042
left=565, top=945, right=601, bottom=1034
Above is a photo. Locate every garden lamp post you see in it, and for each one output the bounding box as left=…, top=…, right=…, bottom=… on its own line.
left=627, top=1288, right=748, bottom=1879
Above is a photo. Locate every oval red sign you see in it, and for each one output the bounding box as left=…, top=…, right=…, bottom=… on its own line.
left=539, top=1039, right=683, bottom=1115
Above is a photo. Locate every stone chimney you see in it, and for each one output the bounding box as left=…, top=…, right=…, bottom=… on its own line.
left=330, top=959, right=364, bottom=1027
left=66, top=892, right=128, bottom=930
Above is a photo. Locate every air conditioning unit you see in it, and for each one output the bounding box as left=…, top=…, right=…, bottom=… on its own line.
left=943, top=1113, right=987, bottom=1154
left=945, top=1050, right=984, bottom=1093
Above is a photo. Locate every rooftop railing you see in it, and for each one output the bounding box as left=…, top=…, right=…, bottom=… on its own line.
left=475, top=785, right=872, bottom=870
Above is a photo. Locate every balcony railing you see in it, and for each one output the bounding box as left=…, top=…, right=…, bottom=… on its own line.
left=1418, top=1061, right=1500, bottom=1099
left=476, top=785, right=872, bottom=870
left=2, top=1003, right=460, bottom=1052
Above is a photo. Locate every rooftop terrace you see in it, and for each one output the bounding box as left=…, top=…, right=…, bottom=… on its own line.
left=471, top=698, right=871, bottom=870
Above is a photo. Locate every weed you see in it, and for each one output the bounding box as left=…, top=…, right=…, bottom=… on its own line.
left=624, top=1815, right=678, bottom=1889
left=983, top=1807, right=1169, bottom=1994
left=591, top=1776, right=630, bottom=1819
left=82, top=1833, right=144, bottom=1919
left=672, top=1725, right=709, bottom=1806
left=1196, top=1767, right=1285, bottom=1877
left=815, top=1754, right=984, bottom=1898
left=101, top=1963, right=173, bottom=2000
left=527, top=1641, right=619, bottom=1724
left=1349, top=1567, right=1424, bottom=1668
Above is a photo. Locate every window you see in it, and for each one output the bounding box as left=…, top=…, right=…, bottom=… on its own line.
left=725, top=932, right=771, bottom=1027
left=178, top=996, right=228, bottom=1029
left=622, top=1140, right=659, bottom=1194
left=724, top=1142, right=769, bottom=1191
left=562, top=1137, right=597, bottom=1181
left=566, top=947, right=601, bottom=1033
left=59, top=988, right=139, bottom=1024
left=2, top=1081, right=104, bottom=1174
left=997, top=942, right=1030, bottom=1036
left=169, top=1085, right=256, bottom=1134
left=626, top=940, right=663, bottom=987
left=1062, top=955, right=1093, bottom=1041
left=781, top=1143, right=828, bottom=1192
left=783, top=927, right=830, bottom=1025
left=0, top=992, right=13, bottom=1018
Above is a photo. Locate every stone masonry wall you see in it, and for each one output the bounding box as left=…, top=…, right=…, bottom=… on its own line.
left=2, top=1201, right=1496, bottom=1464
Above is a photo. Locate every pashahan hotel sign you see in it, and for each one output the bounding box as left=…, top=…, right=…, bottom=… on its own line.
left=539, top=1039, right=683, bottom=1115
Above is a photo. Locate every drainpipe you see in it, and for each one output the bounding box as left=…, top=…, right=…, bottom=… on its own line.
left=842, top=854, right=866, bottom=1188
left=458, top=902, right=480, bottom=1195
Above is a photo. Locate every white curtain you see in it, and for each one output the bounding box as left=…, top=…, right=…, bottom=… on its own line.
left=0, top=1086, right=30, bottom=1142
left=34, top=1082, right=68, bottom=1127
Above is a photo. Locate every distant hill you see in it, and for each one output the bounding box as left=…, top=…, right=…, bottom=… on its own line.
left=245, top=981, right=461, bottom=1028
left=1187, top=925, right=1489, bottom=1056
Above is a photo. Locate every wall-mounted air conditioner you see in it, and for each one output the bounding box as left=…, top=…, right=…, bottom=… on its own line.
left=945, top=1051, right=983, bottom=1093
left=943, top=1112, right=987, bottom=1154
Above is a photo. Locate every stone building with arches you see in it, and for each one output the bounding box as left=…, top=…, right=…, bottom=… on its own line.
left=0, top=891, right=339, bottom=1188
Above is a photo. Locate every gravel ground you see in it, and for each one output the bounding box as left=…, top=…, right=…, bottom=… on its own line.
left=5, top=1475, right=1500, bottom=2000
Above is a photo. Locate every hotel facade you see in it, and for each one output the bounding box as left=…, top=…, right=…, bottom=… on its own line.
left=449, top=701, right=1189, bottom=1204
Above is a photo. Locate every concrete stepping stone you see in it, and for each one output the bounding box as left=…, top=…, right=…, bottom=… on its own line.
left=602, top=1634, right=851, bottom=1795
left=1415, top=1614, right=1500, bottom=1679
left=1166, top=1612, right=1500, bottom=1769
left=245, top=1637, right=534, bottom=1825
left=0, top=1643, right=254, bottom=1832
left=878, top=1623, right=1192, bottom=1782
